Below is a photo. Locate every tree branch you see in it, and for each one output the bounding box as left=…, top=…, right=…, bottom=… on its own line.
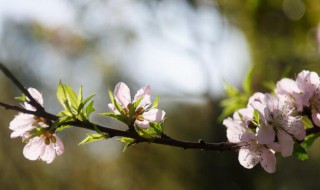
left=0, top=63, right=44, bottom=112
left=0, top=100, right=239, bottom=151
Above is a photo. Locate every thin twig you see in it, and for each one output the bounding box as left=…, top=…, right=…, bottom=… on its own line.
left=0, top=63, right=44, bottom=111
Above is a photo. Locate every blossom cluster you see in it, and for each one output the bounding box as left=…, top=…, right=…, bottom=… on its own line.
left=9, top=88, right=64, bottom=163
left=108, top=82, right=166, bottom=129
left=223, top=70, right=320, bottom=173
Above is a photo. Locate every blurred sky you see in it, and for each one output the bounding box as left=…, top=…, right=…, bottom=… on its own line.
left=0, top=0, right=251, bottom=97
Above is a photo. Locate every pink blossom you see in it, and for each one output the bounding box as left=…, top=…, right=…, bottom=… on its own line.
left=9, top=88, right=47, bottom=138
left=223, top=108, right=277, bottom=173
left=109, top=82, right=165, bottom=129
left=239, top=132, right=276, bottom=173
left=23, top=133, right=64, bottom=164
left=296, top=71, right=320, bottom=126
left=251, top=93, right=305, bottom=157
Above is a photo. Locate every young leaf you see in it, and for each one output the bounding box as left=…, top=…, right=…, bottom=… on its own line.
left=301, top=134, right=318, bottom=150
left=118, top=137, right=135, bottom=151
left=100, top=112, right=127, bottom=123
left=15, top=93, right=27, bottom=102
left=85, top=101, right=95, bottom=118
left=293, top=143, right=309, bottom=161
left=78, top=133, right=108, bottom=145
left=56, top=125, right=72, bottom=133
left=243, top=66, right=254, bottom=94
left=64, top=84, right=78, bottom=111
left=77, top=85, right=83, bottom=107
left=57, top=81, right=67, bottom=110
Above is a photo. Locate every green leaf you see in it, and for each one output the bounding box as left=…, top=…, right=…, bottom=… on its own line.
left=243, top=66, right=254, bottom=94
left=57, top=110, right=74, bottom=117
left=82, top=94, right=96, bottom=106
left=99, top=112, right=127, bottom=123
left=85, top=101, right=95, bottom=118
left=64, top=84, right=78, bottom=111
left=293, top=143, right=309, bottom=161
left=219, top=83, right=249, bottom=121
left=77, top=85, right=83, bottom=107
left=56, top=125, right=72, bottom=133
left=15, top=93, right=27, bottom=102
left=118, top=137, right=135, bottom=151
left=78, top=133, right=108, bottom=145
left=151, top=96, right=160, bottom=109
left=57, top=81, right=67, bottom=110
left=301, top=134, right=318, bottom=150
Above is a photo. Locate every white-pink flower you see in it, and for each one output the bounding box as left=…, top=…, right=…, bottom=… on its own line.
left=223, top=108, right=277, bottom=173
left=251, top=93, right=305, bottom=157
left=295, top=71, right=320, bottom=127
left=238, top=132, right=276, bottom=173
left=23, top=133, right=64, bottom=164
left=9, top=88, right=47, bottom=138
left=109, top=82, right=165, bottom=129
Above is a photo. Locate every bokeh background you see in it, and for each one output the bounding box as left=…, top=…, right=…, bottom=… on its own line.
left=0, top=0, right=320, bottom=189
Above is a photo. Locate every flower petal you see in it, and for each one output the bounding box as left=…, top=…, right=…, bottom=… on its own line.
left=142, top=109, right=165, bottom=123
left=41, top=144, right=56, bottom=164
left=114, top=82, right=131, bottom=108
left=260, top=147, right=276, bottom=173
left=312, top=111, right=320, bottom=127
left=23, top=137, right=45, bottom=161
left=136, top=95, right=151, bottom=109
left=54, top=135, right=64, bottom=156
left=24, top=88, right=44, bottom=111
left=238, top=148, right=260, bottom=169
left=108, top=103, right=120, bottom=115
left=133, top=84, right=151, bottom=103
left=256, top=123, right=275, bottom=145
left=223, top=118, right=244, bottom=143
left=275, top=78, right=301, bottom=95
left=135, top=120, right=150, bottom=129
left=286, top=117, right=306, bottom=140
left=277, top=129, right=294, bottom=157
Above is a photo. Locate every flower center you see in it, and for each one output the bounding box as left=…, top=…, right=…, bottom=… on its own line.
left=41, top=132, right=56, bottom=145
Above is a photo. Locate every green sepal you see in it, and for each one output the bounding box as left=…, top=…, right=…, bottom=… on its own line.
left=135, top=121, right=165, bottom=138
left=302, top=116, right=313, bottom=129
left=108, top=90, right=126, bottom=116
left=78, top=133, right=109, bottom=145
left=252, top=109, right=260, bottom=126
left=129, top=97, right=143, bottom=118
left=151, top=96, right=160, bottom=109
left=118, top=137, right=135, bottom=151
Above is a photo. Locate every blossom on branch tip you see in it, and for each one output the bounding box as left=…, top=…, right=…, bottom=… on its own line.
left=23, top=132, right=64, bottom=164
left=9, top=88, right=47, bottom=138
left=109, top=82, right=165, bottom=129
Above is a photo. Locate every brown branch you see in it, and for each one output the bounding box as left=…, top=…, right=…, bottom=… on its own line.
left=0, top=63, right=44, bottom=112
left=0, top=101, right=239, bottom=151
